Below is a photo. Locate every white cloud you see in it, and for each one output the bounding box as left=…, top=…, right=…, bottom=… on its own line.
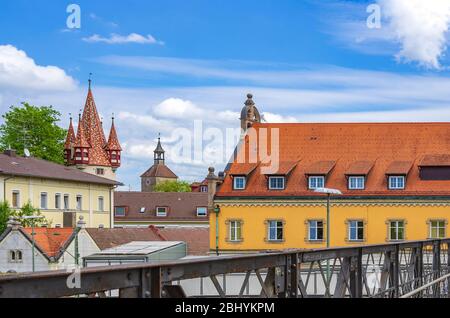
left=378, top=0, right=450, bottom=69
left=82, top=33, right=164, bottom=45
left=153, top=98, right=203, bottom=119
left=0, top=45, right=76, bottom=91
left=325, top=0, right=450, bottom=69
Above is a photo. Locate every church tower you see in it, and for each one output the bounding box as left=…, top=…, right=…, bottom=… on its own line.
left=64, top=80, right=122, bottom=181
left=141, top=136, right=178, bottom=192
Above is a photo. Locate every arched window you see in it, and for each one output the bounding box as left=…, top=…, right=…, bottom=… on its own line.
left=9, top=250, right=16, bottom=261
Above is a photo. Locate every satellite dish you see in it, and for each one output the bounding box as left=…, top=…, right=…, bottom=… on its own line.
left=24, top=149, right=31, bottom=158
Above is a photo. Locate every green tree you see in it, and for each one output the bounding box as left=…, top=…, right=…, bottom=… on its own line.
left=0, top=201, right=13, bottom=234
left=0, top=103, right=67, bottom=164
left=154, top=180, right=192, bottom=193
left=14, top=202, right=49, bottom=227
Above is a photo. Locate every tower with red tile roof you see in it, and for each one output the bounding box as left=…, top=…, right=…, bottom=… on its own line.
left=64, top=80, right=122, bottom=180
left=141, top=136, right=178, bottom=192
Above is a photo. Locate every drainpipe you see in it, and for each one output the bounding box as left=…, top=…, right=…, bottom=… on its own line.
left=3, top=176, right=13, bottom=203
left=214, top=205, right=220, bottom=256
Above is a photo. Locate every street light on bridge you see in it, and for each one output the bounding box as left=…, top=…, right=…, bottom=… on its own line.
left=314, top=187, right=342, bottom=290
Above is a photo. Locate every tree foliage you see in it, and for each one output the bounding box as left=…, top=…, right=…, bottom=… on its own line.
left=0, top=103, right=67, bottom=164
left=0, top=202, right=13, bottom=234
left=0, top=201, right=49, bottom=234
left=15, top=202, right=49, bottom=227
left=154, top=180, right=192, bottom=193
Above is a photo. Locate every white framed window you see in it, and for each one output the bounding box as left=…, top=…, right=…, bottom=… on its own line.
left=233, top=176, right=246, bottom=190
left=40, top=192, right=48, bottom=210
left=63, top=194, right=70, bottom=210
left=389, top=176, right=405, bottom=190
left=308, top=220, right=324, bottom=241
left=96, top=168, right=105, bottom=176
left=55, top=193, right=62, bottom=210
left=115, top=206, right=126, bottom=217
left=267, top=220, right=284, bottom=242
left=348, top=176, right=365, bottom=190
left=308, top=176, right=325, bottom=190
left=76, top=195, right=82, bottom=211
left=200, top=186, right=208, bottom=193
left=12, top=190, right=20, bottom=208
left=269, top=176, right=285, bottom=190
left=156, top=207, right=168, bottom=217
left=348, top=220, right=364, bottom=241
left=8, top=250, right=23, bottom=263
left=429, top=220, right=446, bottom=239
left=98, top=197, right=104, bottom=212
left=140, top=207, right=146, bottom=214
left=389, top=221, right=405, bottom=241
left=229, top=221, right=242, bottom=242
left=197, top=207, right=208, bottom=217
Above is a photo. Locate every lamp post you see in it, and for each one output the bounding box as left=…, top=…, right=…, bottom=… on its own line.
left=22, top=215, right=45, bottom=272
left=314, top=187, right=342, bottom=291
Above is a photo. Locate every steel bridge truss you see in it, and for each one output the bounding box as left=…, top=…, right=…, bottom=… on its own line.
left=0, top=239, right=448, bottom=298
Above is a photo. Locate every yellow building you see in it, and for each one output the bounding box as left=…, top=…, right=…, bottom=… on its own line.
left=0, top=149, right=121, bottom=228
left=209, top=94, right=450, bottom=254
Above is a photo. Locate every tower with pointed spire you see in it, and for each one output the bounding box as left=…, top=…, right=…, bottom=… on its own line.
left=140, top=135, right=178, bottom=192
left=64, top=79, right=122, bottom=181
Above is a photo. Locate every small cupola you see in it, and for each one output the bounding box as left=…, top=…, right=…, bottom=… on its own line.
left=154, top=135, right=165, bottom=165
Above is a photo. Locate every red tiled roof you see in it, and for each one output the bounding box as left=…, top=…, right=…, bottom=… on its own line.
left=79, top=89, right=111, bottom=166
left=305, top=161, right=336, bottom=175
left=229, top=163, right=258, bottom=176
left=0, top=153, right=120, bottom=185
left=420, top=154, right=450, bottom=167
left=74, top=115, right=90, bottom=148
left=386, top=161, right=413, bottom=175
left=263, top=161, right=299, bottom=176
left=22, top=228, right=74, bottom=258
left=86, top=228, right=165, bottom=250
left=114, top=192, right=208, bottom=222
left=64, top=118, right=76, bottom=150
left=158, top=227, right=209, bottom=256
left=345, top=161, right=375, bottom=176
left=105, top=119, right=122, bottom=151
left=140, top=164, right=178, bottom=179
left=217, top=122, right=450, bottom=197
left=85, top=227, right=210, bottom=256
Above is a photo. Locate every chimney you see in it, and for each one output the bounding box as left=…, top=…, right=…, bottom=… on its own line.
left=76, top=216, right=86, bottom=229
left=6, top=217, right=21, bottom=230
left=206, top=167, right=220, bottom=211
left=4, top=149, right=16, bottom=157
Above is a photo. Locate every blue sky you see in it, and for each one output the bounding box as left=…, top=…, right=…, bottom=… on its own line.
left=1, top=0, right=450, bottom=190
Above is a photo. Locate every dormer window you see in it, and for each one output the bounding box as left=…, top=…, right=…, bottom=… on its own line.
left=348, top=176, right=365, bottom=190
left=268, top=176, right=285, bottom=190
left=156, top=207, right=168, bottom=217
left=233, top=176, right=246, bottom=190
left=308, top=176, right=325, bottom=190
left=200, top=185, right=208, bottom=193
left=389, top=176, right=405, bottom=190
left=197, top=207, right=208, bottom=217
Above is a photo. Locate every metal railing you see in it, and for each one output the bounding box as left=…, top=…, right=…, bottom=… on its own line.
left=0, top=239, right=448, bottom=298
